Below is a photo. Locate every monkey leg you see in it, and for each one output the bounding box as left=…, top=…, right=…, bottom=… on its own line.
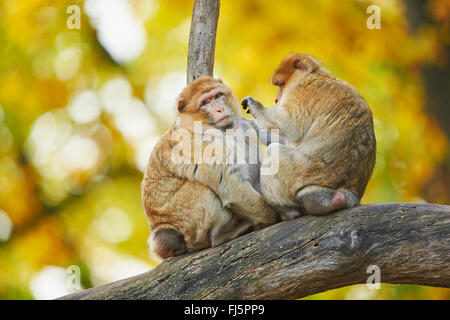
left=260, top=143, right=303, bottom=220
left=195, top=165, right=278, bottom=225
left=210, top=214, right=255, bottom=247
left=148, top=188, right=255, bottom=260
left=260, top=173, right=301, bottom=220
left=222, top=184, right=278, bottom=225
left=174, top=162, right=277, bottom=225
left=199, top=189, right=255, bottom=247
left=296, top=186, right=360, bottom=216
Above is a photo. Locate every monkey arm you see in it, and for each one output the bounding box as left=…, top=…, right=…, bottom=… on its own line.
left=241, top=96, right=293, bottom=141
left=240, top=117, right=285, bottom=146
left=217, top=169, right=278, bottom=224
left=256, top=129, right=286, bottom=146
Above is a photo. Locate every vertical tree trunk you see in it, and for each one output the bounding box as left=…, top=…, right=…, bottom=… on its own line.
left=187, top=0, right=220, bottom=84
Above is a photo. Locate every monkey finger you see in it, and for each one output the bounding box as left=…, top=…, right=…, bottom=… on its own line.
left=241, top=96, right=254, bottom=109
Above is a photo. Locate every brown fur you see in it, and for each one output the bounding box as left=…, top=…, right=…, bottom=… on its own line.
left=142, top=77, right=277, bottom=259
left=242, top=53, right=376, bottom=219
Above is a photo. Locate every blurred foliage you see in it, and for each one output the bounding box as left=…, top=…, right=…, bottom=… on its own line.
left=0, top=0, right=449, bottom=299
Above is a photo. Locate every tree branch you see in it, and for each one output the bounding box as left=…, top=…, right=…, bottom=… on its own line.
left=187, top=0, right=220, bottom=83
left=60, top=203, right=450, bottom=300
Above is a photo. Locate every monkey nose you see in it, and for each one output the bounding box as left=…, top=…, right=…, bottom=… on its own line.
left=275, top=98, right=279, bottom=104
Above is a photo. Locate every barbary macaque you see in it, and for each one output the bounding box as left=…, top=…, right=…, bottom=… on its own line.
left=242, top=53, right=376, bottom=220
left=142, top=77, right=277, bottom=260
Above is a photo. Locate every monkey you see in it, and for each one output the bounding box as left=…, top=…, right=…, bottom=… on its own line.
left=241, top=53, right=376, bottom=220
left=142, top=76, right=277, bottom=260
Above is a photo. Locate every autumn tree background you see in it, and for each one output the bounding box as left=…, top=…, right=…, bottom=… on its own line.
left=0, top=0, right=449, bottom=299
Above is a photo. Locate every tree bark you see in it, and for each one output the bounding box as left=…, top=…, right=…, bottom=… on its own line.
left=60, top=203, right=450, bottom=300
left=186, top=0, right=220, bottom=83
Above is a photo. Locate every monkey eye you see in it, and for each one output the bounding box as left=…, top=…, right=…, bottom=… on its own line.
left=274, top=81, right=284, bottom=87
left=214, top=92, right=223, bottom=99
left=200, top=99, right=209, bottom=107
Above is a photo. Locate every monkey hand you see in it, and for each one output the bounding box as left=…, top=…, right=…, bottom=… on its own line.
left=241, top=96, right=263, bottom=118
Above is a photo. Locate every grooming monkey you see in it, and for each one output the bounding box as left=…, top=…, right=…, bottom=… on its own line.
left=242, top=53, right=376, bottom=220
left=142, top=77, right=277, bottom=260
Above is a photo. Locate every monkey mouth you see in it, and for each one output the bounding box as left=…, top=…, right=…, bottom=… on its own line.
left=275, top=88, right=283, bottom=104
left=214, top=116, right=233, bottom=128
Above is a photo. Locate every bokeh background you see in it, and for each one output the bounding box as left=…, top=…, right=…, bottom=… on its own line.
left=0, top=0, right=449, bottom=300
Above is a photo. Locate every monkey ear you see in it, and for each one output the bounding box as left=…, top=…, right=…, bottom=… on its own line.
left=294, top=59, right=308, bottom=71
left=177, top=96, right=186, bottom=112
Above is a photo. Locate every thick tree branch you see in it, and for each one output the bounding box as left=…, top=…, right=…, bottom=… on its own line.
left=187, top=0, right=220, bottom=83
left=61, top=203, right=450, bottom=300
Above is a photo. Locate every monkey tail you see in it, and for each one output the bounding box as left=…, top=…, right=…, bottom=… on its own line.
left=148, top=225, right=186, bottom=261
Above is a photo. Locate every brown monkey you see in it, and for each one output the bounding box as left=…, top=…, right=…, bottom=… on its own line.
left=142, top=77, right=277, bottom=260
left=241, top=53, right=376, bottom=220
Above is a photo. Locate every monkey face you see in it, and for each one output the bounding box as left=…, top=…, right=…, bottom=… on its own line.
left=198, top=88, right=235, bottom=129
left=271, top=53, right=322, bottom=104
left=176, top=77, right=239, bottom=130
